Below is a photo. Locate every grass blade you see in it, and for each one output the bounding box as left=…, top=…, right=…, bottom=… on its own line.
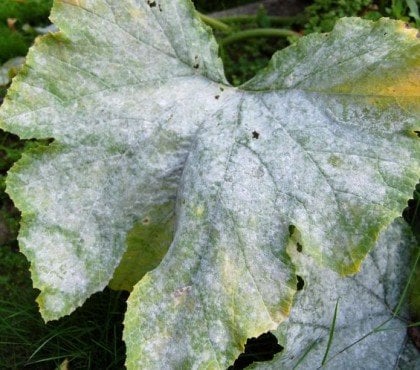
left=321, top=298, right=339, bottom=366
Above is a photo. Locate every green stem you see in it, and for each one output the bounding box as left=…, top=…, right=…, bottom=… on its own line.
left=220, top=28, right=300, bottom=46
left=196, top=12, right=232, bottom=33
left=218, top=14, right=306, bottom=26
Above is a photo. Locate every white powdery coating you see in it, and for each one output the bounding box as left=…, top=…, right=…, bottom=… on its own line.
left=252, top=219, right=416, bottom=369
left=26, top=229, right=88, bottom=295
left=125, top=77, right=417, bottom=367
left=7, top=77, right=225, bottom=319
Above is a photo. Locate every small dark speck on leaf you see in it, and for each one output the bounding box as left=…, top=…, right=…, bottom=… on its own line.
left=147, top=0, right=156, bottom=8
left=220, top=86, right=224, bottom=92
left=296, top=243, right=303, bottom=252
left=252, top=131, right=260, bottom=139
left=159, top=4, right=162, bottom=11
left=142, top=217, right=150, bottom=225
left=215, top=95, right=220, bottom=100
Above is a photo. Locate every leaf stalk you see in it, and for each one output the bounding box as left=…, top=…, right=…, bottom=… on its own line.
left=220, top=28, right=301, bottom=46
left=196, top=12, right=232, bottom=33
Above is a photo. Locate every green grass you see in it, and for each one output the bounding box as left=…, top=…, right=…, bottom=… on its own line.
left=321, top=299, right=340, bottom=365
left=0, top=282, right=127, bottom=369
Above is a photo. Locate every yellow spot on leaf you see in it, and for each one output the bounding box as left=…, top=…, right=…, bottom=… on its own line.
left=332, top=65, right=420, bottom=112
left=195, top=205, right=205, bottom=217
left=129, top=8, right=145, bottom=18
left=328, top=154, right=343, bottom=167
left=377, top=69, right=420, bottom=98
left=396, top=22, right=419, bottom=40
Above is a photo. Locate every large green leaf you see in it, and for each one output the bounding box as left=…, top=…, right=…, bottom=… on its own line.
left=252, top=218, right=419, bottom=369
left=0, top=0, right=418, bottom=367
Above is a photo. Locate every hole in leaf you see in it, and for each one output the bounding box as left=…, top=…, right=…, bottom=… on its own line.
left=408, top=327, right=420, bottom=350
left=288, top=225, right=295, bottom=236
left=288, top=225, right=303, bottom=252
left=402, top=183, right=420, bottom=227
left=252, top=131, right=260, bottom=139
left=228, top=332, right=283, bottom=369
left=296, top=275, right=304, bottom=291
left=414, top=130, right=420, bottom=137
left=193, top=55, right=199, bottom=69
